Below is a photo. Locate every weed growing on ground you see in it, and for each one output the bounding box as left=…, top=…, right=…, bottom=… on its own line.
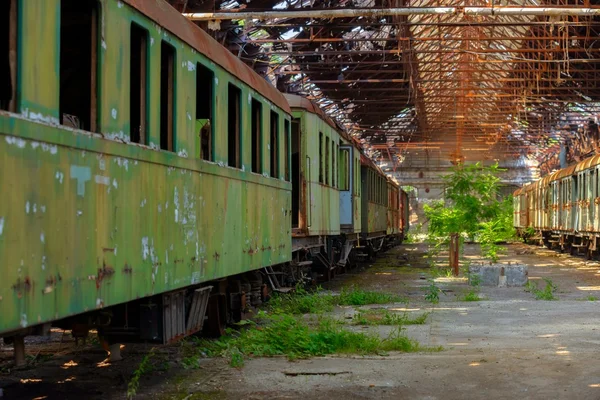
left=337, top=286, right=406, bottom=306
left=525, top=278, right=558, bottom=300
left=468, top=273, right=482, bottom=287
left=351, top=309, right=430, bottom=326
left=269, top=286, right=335, bottom=314
left=189, top=312, right=432, bottom=367
left=587, top=296, right=598, bottom=301
left=425, top=279, right=442, bottom=304
left=127, top=348, right=156, bottom=400
left=461, top=291, right=481, bottom=302
left=267, top=286, right=404, bottom=314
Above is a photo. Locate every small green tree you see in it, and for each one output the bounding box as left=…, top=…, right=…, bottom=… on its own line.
left=424, top=163, right=516, bottom=262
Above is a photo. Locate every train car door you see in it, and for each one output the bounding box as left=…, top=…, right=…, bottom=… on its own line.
left=339, top=145, right=353, bottom=227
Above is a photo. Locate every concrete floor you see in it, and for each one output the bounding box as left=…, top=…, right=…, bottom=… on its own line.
left=183, top=243, right=600, bottom=400
left=4, top=242, right=600, bottom=399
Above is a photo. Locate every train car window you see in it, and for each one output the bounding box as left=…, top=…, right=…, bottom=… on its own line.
left=160, top=41, right=176, bottom=151
left=270, top=110, right=279, bottom=178
left=325, top=137, right=330, bottom=185
left=1, top=0, right=17, bottom=112
left=60, top=0, right=99, bottom=131
left=291, top=118, right=301, bottom=227
left=130, top=23, right=148, bottom=144
left=332, top=143, right=336, bottom=188
left=319, top=132, right=324, bottom=183
left=251, top=99, right=262, bottom=173
left=227, top=84, right=241, bottom=167
left=196, top=63, right=213, bottom=161
left=284, top=119, right=290, bottom=181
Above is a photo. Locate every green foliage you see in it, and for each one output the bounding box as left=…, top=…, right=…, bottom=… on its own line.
left=268, top=285, right=335, bottom=314
left=191, top=313, right=429, bottom=367
left=423, top=163, right=516, bottom=262
left=351, top=309, right=430, bottom=326
left=337, top=286, right=406, bottom=306
left=587, top=296, right=598, bottom=301
left=267, top=286, right=405, bottom=315
left=127, top=348, right=156, bottom=400
left=461, top=291, right=481, bottom=302
left=525, top=278, right=558, bottom=300
left=425, top=280, right=442, bottom=304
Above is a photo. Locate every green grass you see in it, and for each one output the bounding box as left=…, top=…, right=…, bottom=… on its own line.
left=587, top=296, right=598, bottom=301
left=268, top=286, right=335, bottom=314
left=351, top=309, right=430, bottom=326
left=188, top=312, right=434, bottom=367
left=337, top=286, right=406, bottom=306
left=268, top=286, right=405, bottom=315
left=460, top=291, right=481, bottom=302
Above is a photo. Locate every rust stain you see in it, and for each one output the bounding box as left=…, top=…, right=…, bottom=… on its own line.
left=213, top=252, right=220, bottom=261
left=12, top=277, right=32, bottom=299
left=122, top=263, right=133, bottom=274
left=96, top=261, right=115, bottom=289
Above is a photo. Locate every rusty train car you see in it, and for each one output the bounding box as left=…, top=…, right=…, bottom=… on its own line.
left=0, top=0, right=409, bottom=360
left=514, top=154, right=600, bottom=258
left=286, top=94, right=408, bottom=278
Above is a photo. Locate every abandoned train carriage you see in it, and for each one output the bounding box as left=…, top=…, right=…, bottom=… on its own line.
left=0, top=0, right=294, bottom=345
left=360, top=154, right=391, bottom=254
left=286, top=94, right=362, bottom=278
left=514, top=153, right=600, bottom=257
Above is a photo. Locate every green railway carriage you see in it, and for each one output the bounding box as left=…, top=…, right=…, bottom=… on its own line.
left=360, top=154, right=389, bottom=253
left=286, top=94, right=362, bottom=276
left=0, top=0, right=292, bottom=344
left=386, top=179, right=404, bottom=246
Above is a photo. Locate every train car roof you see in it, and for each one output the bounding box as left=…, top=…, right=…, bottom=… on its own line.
left=575, top=153, right=600, bottom=173
left=360, top=153, right=387, bottom=176
left=550, top=164, right=576, bottom=182
left=123, top=0, right=291, bottom=114
left=284, top=94, right=339, bottom=130
left=284, top=94, right=360, bottom=146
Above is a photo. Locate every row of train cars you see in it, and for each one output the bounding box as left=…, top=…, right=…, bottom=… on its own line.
left=514, top=153, right=600, bottom=259
left=0, top=0, right=409, bottom=358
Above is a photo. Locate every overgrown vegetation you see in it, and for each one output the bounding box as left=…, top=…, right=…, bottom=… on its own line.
left=337, top=286, right=406, bottom=306
left=186, top=312, right=436, bottom=368
left=181, top=285, right=439, bottom=368
left=461, top=291, right=481, bottom=302
left=268, top=286, right=406, bottom=315
left=525, top=278, right=558, bottom=300
left=351, top=309, right=430, bottom=326
left=423, top=163, right=516, bottom=262
left=127, top=348, right=156, bottom=400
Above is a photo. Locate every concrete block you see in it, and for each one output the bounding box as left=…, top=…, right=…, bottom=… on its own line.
left=505, top=264, right=528, bottom=287
left=469, top=263, right=528, bottom=287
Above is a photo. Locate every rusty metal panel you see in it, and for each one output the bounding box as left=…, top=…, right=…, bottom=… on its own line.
left=0, top=116, right=291, bottom=335
left=290, top=108, right=341, bottom=237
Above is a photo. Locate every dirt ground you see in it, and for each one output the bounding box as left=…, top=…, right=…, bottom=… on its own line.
left=4, top=242, right=600, bottom=399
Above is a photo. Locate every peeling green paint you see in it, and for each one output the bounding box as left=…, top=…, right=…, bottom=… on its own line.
left=0, top=0, right=292, bottom=335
